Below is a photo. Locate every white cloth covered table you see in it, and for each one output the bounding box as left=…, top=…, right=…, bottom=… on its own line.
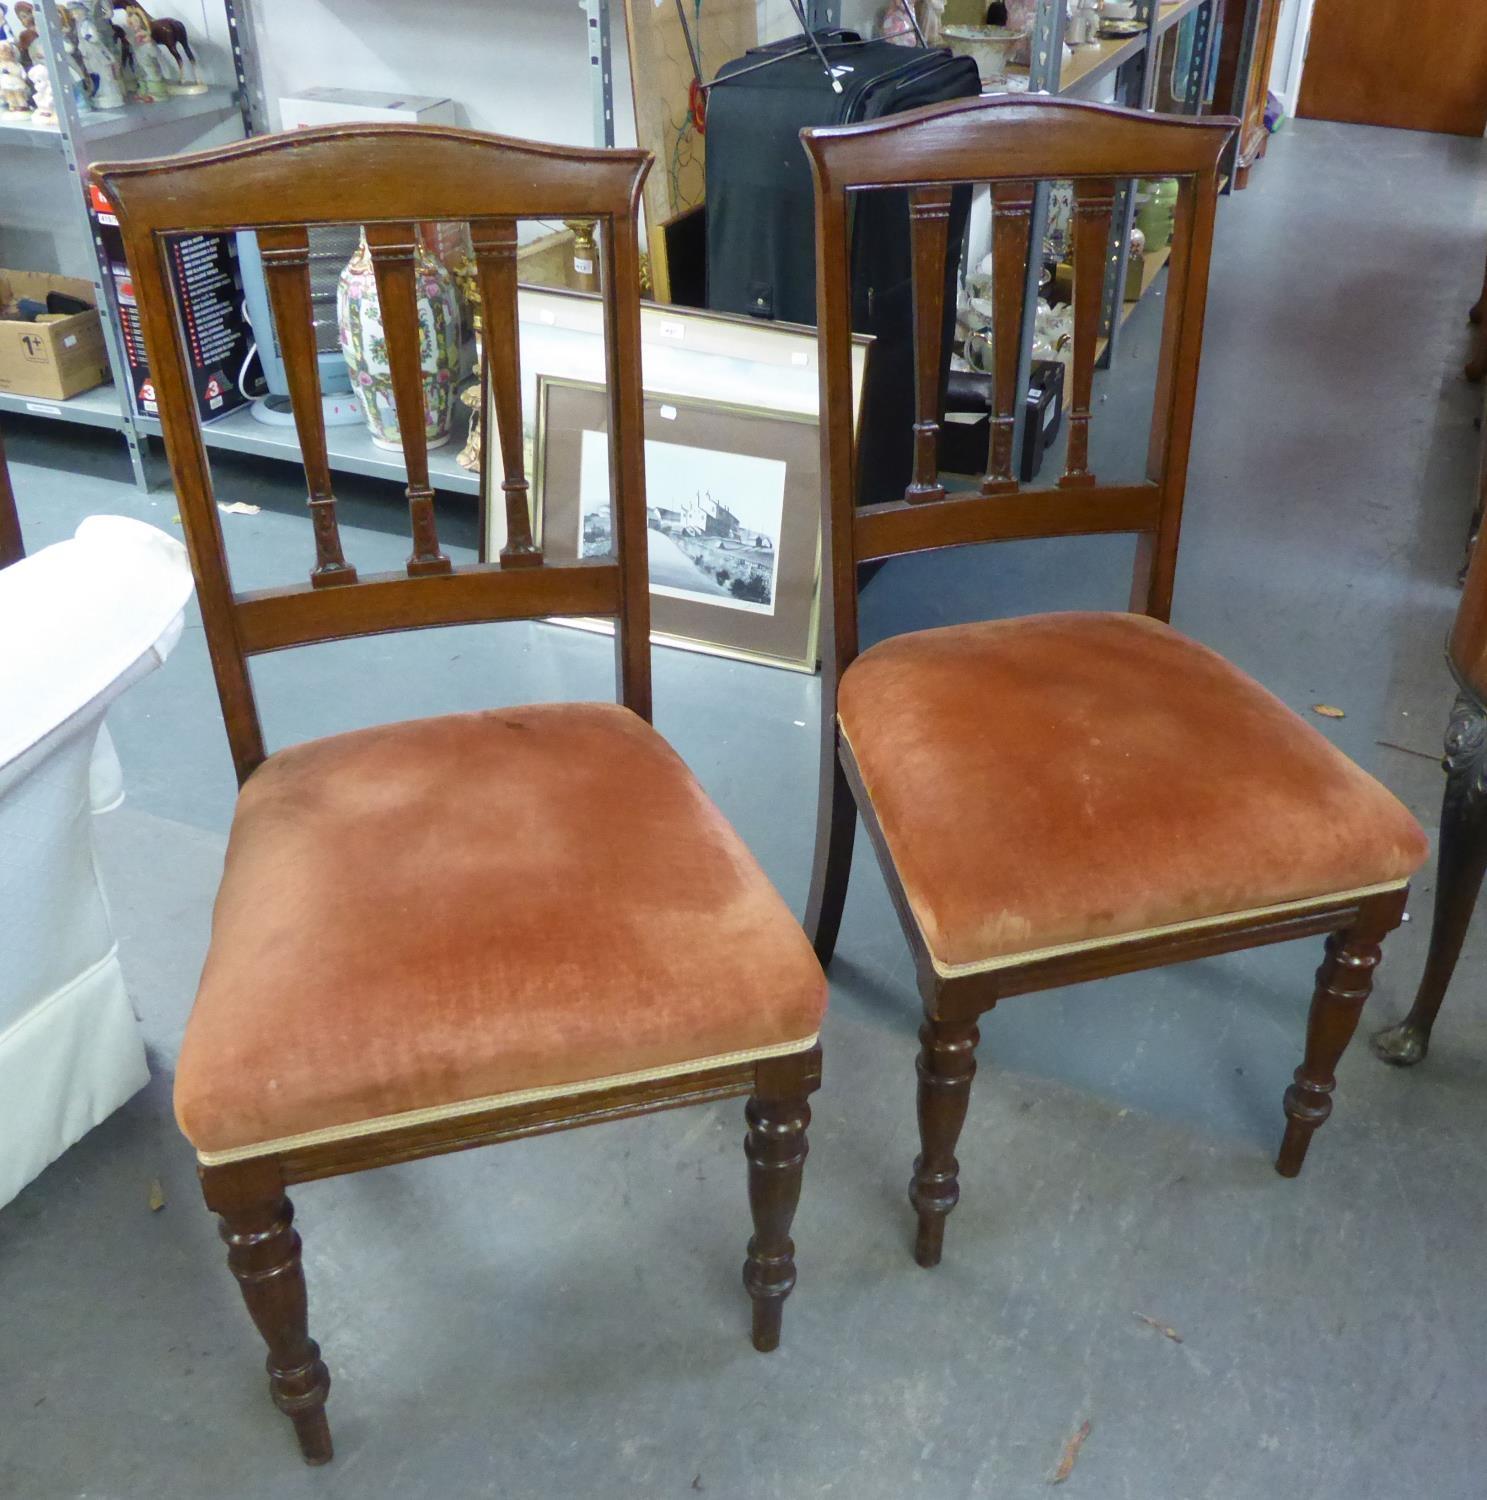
left=0, top=516, right=194, bottom=1209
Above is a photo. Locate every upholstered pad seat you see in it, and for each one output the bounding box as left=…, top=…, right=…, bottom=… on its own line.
left=174, top=704, right=826, bottom=1161
left=838, top=612, right=1429, bottom=977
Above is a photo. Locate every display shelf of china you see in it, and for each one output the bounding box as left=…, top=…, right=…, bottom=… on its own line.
left=1057, top=28, right=1150, bottom=96
left=0, top=0, right=261, bottom=490
left=135, top=401, right=482, bottom=498
left=0, top=84, right=240, bottom=149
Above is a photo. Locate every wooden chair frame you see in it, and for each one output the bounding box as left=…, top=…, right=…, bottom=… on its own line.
left=92, top=125, right=821, bottom=1465
left=800, top=96, right=1408, bottom=1267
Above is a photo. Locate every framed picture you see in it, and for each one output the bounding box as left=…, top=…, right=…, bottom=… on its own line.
left=536, top=377, right=821, bottom=671
left=481, top=287, right=871, bottom=671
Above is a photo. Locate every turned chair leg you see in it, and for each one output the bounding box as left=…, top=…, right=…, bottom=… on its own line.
left=203, top=1165, right=332, bottom=1465
left=1470, top=248, right=1487, bottom=325
left=743, top=1046, right=822, bottom=1352
left=1373, top=694, right=1487, bottom=1067
left=909, top=1014, right=981, bottom=1268
left=804, top=744, right=857, bottom=967
left=1276, top=923, right=1389, bottom=1178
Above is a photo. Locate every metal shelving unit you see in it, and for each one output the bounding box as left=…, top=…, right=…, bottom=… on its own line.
left=0, top=0, right=256, bottom=489
left=3, top=2, right=1222, bottom=500
left=4, top=2, right=608, bottom=497
left=1004, top=0, right=1220, bottom=455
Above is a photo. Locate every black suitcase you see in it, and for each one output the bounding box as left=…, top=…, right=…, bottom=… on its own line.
left=705, top=33, right=981, bottom=504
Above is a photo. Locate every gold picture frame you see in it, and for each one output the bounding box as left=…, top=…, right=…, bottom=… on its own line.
left=535, top=376, right=821, bottom=672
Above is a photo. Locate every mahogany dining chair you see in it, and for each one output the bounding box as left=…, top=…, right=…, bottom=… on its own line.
left=92, top=125, right=825, bottom=1465
left=800, top=96, right=1428, bottom=1268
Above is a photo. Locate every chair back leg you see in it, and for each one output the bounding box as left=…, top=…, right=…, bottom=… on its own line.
left=804, top=738, right=858, bottom=965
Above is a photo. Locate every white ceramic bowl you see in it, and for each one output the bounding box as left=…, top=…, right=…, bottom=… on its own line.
left=942, top=24, right=1027, bottom=84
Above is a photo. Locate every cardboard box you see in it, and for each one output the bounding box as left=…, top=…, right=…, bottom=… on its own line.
left=0, top=269, right=110, bottom=401
left=278, top=88, right=457, bottom=129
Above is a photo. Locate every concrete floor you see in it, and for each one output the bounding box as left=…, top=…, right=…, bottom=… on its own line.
left=4, top=119, right=1487, bottom=1499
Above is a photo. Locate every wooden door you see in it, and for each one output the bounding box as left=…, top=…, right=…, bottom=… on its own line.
left=1298, top=0, right=1487, bottom=136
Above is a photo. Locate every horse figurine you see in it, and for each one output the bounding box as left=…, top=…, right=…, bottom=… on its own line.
left=118, top=3, right=203, bottom=92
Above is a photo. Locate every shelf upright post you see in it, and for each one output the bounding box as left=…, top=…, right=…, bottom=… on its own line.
left=34, top=0, right=149, bottom=489
left=1183, top=0, right=1219, bottom=114
left=1096, top=0, right=1154, bottom=367
left=583, top=0, right=616, bottom=148
left=224, top=0, right=268, bottom=136
left=1010, top=0, right=1067, bottom=465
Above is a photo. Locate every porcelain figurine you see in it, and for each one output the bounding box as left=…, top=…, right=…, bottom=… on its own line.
left=26, top=45, right=51, bottom=122
left=0, top=38, right=30, bottom=109
left=46, top=4, right=91, bottom=108
left=338, top=232, right=462, bottom=451
left=1066, top=0, right=1101, bottom=47
left=92, top=0, right=127, bottom=94
left=455, top=381, right=482, bottom=471
left=72, top=5, right=122, bottom=107
left=121, top=8, right=164, bottom=100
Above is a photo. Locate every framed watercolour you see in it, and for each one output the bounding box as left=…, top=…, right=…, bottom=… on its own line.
left=536, top=377, right=820, bottom=671
left=481, top=286, right=871, bottom=672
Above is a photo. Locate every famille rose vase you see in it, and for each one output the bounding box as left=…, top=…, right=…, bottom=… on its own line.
left=337, top=232, right=462, bottom=451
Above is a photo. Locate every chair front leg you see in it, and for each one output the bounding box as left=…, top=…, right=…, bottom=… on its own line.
left=743, top=1046, right=822, bottom=1352
left=1275, top=893, right=1403, bottom=1177
left=201, top=1162, right=333, bottom=1465
left=909, top=1013, right=981, bottom=1268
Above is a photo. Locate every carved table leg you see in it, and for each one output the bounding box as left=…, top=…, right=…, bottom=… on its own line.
left=909, top=1014, right=981, bottom=1268
left=743, top=1046, right=821, bottom=1352
left=1373, top=694, right=1487, bottom=1067
left=1467, top=327, right=1487, bottom=384
left=204, top=1164, right=332, bottom=1465
left=1276, top=921, right=1389, bottom=1178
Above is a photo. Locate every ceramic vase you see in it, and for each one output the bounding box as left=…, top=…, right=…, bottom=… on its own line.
left=1134, top=179, right=1179, bottom=251
left=337, top=232, right=462, bottom=451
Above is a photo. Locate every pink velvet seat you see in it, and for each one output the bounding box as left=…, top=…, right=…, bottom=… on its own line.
left=175, top=703, right=828, bottom=1161
left=838, top=613, right=1427, bottom=976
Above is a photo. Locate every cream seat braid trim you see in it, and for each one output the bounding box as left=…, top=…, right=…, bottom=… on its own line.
left=927, top=882, right=1409, bottom=980
left=194, top=1033, right=821, bottom=1166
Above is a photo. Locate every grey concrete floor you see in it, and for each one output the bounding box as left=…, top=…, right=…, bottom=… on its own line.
left=3, top=119, right=1487, bottom=1499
